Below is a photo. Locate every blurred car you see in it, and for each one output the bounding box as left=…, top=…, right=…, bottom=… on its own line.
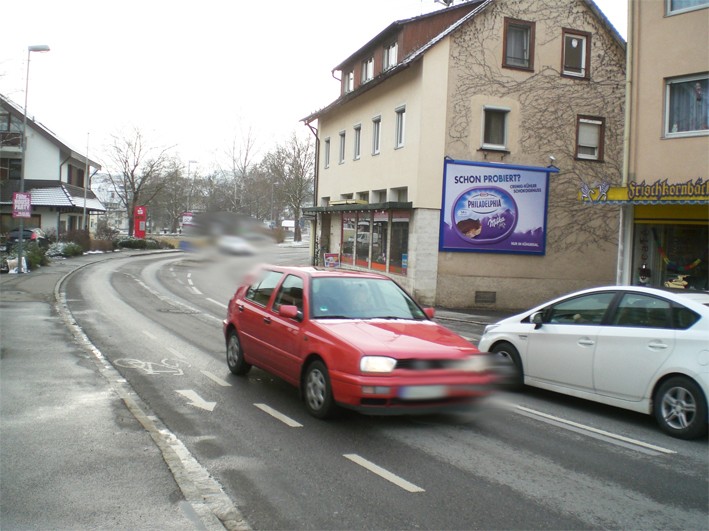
left=5, top=228, right=49, bottom=249
left=223, top=265, right=496, bottom=418
left=217, top=235, right=256, bottom=255
left=478, top=286, right=709, bottom=439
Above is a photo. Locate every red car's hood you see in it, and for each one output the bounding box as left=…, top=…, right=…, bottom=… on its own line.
left=315, top=319, right=479, bottom=358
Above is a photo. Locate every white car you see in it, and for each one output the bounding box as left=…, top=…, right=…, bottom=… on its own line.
left=478, top=286, right=709, bottom=439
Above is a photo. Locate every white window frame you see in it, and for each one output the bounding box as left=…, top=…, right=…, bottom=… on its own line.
left=562, top=30, right=590, bottom=78
left=384, top=42, right=398, bottom=70
left=666, top=0, right=709, bottom=15
left=481, top=106, right=510, bottom=150
left=372, top=116, right=381, bottom=155
left=361, top=57, right=374, bottom=83
left=576, top=117, right=604, bottom=160
left=324, top=138, right=331, bottom=169
left=664, top=73, right=709, bottom=137
left=345, top=71, right=354, bottom=93
left=338, top=131, right=346, bottom=164
left=395, top=106, right=406, bottom=148
left=353, top=124, right=361, bottom=160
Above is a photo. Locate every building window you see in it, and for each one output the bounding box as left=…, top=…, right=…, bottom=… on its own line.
left=344, top=71, right=354, bottom=93
left=482, top=107, right=509, bottom=150
left=338, top=131, right=346, bottom=164
left=0, top=158, right=22, bottom=180
left=361, top=57, right=374, bottom=83
left=667, top=0, right=709, bottom=14
left=562, top=29, right=591, bottom=79
left=372, top=116, right=381, bottom=155
left=389, top=210, right=409, bottom=276
left=384, top=42, right=398, bottom=70
left=395, top=106, right=406, bottom=148
left=324, top=138, right=330, bottom=168
left=503, top=18, right=535, bottom=70
left=353, top=124, right=361, bottom=160
left=576, top=116, right=605, bottom=160
left=665, top=74, right=709, bottom=136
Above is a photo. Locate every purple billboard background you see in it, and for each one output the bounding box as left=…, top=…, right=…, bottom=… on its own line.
left=439, top=160, right=554, bottom=254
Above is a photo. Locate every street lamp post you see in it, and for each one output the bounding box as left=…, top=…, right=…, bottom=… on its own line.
left=17, top=44, right=50, bottom=274
left=187, top=160, right=197, bottom=210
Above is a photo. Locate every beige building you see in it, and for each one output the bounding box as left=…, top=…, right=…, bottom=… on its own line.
left=303, top=0, right=626, bottom=309
left=608, top=0, right=708, bottom=290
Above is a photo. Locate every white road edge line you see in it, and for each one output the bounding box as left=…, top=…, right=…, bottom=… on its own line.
left=207, top=298, right=228, bottom=309
left=201, top=370, right=232, bottom=387
left=344, top=454, right=425, bottom=493
left=514, top=405, right=676, bottom=454
left=254, top=403, right=303, bottom=428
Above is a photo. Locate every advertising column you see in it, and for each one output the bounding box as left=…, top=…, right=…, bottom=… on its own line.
left=134, top=205, right=147, bottom=239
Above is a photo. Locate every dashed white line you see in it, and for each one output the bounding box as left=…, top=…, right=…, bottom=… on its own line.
left=207, top=298, right=228, bottom=309
left=254, top=403, right=303, bottom=427
left=344, top=454, right=425, bottom=493
left=201, top=370, right=231, bottom=387
left=143, top=330, right=157, bottom=340
left=167, top=347, right=188, bottom=361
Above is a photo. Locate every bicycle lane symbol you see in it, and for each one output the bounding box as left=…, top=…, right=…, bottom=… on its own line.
left=114, top=358, right=186, bottom=376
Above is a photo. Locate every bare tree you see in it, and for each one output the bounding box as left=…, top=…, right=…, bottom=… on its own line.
left=218, top=127, right=259, bottom=213
left=261, top=132, right=314, bottom=241
left=104, top=128, right=176, bottom=235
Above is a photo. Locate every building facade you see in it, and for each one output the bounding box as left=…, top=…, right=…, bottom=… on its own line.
left=0, top=94, right=104, bottom=237
left=608, top=0, right=708, bottom=291
left=304, top=0, right=626, bottom=309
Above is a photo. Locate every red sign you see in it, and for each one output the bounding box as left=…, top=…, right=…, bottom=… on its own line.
left=12, top=192, right=32, bottom=218
left=134, top=205, right=148, bottom=239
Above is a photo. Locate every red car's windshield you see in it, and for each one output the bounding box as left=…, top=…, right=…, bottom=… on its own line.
left=311, top=277, right=427, bottom=320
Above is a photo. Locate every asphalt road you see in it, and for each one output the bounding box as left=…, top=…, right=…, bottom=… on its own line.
left=62, top=245, right=709, bottom=530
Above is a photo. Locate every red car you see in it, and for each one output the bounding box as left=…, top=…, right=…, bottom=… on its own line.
left=223, top=265, right=496, bottom=418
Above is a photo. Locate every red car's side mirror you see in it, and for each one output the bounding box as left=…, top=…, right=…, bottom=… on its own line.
left=424, top=307, right=435, bottom=319
left=279, top=304, right=301, bottom=321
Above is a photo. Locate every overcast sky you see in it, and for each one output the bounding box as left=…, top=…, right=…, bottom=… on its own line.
left=0, top=0, right=627, bottom=173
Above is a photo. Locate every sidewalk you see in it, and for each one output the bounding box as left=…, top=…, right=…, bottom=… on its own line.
left=0, top=251, right=228, bottom=531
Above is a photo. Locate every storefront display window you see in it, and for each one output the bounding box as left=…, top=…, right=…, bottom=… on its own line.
left=372, top=211, right=388, bottom=271
left=355, top=213, right=371, bottom=268
left=341, top=214, right=356, bottom=266
left=633, top=224, right=708, bottom=290
left=389, top=210, right=410, bottom=276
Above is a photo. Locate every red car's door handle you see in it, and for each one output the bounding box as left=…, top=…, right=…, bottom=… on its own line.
left=237, top=304, right=244, bottom=312
left=263, top=317, right=271, bottom=324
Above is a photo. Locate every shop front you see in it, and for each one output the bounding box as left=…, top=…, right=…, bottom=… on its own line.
left=581, top=178, right=708, bottom=291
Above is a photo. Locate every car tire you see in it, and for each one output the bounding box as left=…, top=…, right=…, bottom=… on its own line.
left=226, top=329, right=251, bottom=375
left=490, top=342, right=524, bottom=390
left=303, top=360, right=337, bottom=419
left=654, top=377, right=708, bottom=440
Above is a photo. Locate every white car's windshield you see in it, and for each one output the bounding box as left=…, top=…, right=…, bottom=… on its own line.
left=311, top=277, right=426, bottom=320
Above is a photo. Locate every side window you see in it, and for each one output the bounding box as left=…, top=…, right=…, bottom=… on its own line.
left=274, top=274, right=304, bottom=314
left=562, top=29, right=591, bottom=79
left=503, top=18, right=535, bottom=71
left=546, top=292, right=615, bottom=325
left=245, top=270, right=283, bottom=307
left=673, top=305, right=700, bottom=329
left=611, top=293, right=672, bottom=328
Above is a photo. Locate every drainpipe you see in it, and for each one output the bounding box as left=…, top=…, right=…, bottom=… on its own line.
left=617, top=0, right=634, bottom=286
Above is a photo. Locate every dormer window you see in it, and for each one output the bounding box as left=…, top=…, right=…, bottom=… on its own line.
left=344, top=71, right=354, bottom=93
left=361, top=57, right=374, bottom=83
left=384, top=42, right=398, bottom=70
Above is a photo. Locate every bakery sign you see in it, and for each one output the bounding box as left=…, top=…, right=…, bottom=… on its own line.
left=579, top=177, right=708, bottom=203
left=439, top=159, right=554, bottom=255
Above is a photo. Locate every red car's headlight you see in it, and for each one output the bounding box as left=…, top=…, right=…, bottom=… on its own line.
left=360, top=356, right=397, bottom=374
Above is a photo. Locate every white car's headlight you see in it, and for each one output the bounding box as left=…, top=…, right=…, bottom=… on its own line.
left=360, top=356, right=397, bottom=373
left=482, top=323, right=500, bottom=336
left=456, top=355, right=490, bottom=372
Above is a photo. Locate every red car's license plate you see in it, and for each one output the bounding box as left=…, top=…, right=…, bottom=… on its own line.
left=399, top=385, right=447, bottom=400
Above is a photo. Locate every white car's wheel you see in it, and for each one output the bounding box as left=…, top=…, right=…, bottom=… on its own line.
left=654, top=377, right=707, bottom=439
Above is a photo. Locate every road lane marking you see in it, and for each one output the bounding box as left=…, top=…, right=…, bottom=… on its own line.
left=191, top=286, right=203, bottom=295
left=201, top=370, right=231, bottom=387
left=514, top=405, right=676, bottom=455
left=343, top=454, right=425, bottom=493
left=177, top=390, right=216, bottom=411
left=167, top=347, right=188, bottom=361
left=254, top=403, right=303, bottom=427
left=207, top=298, right=228, bottom=309
left=143, top=330, right=157, bottom=340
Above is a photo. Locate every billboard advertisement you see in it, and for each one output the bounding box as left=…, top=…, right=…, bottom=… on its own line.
left=12, top=192, right=32, bottom=218
left=439, top=159, right=556, bottom=255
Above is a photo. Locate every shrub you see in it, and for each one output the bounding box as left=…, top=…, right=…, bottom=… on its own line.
left=114, top=237, right=174, bottom=250
left=15, top=241, right=49, bottom=269
left=62, top=229, right=90, bottom=251
left=46, top=242, right=84, bottom=258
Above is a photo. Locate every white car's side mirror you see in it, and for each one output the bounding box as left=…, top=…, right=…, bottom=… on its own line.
left=531, top=311, right=544, bottom=329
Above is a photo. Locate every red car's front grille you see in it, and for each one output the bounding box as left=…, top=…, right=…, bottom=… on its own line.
left=395, top=359, right=457, bottom=370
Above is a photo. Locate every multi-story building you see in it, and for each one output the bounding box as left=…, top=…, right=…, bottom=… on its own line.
left=605, top=0, right=708, bottom=291
left=0, top=94, right=104, bottom=236
left=303, top=0, right=626, bottom=309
